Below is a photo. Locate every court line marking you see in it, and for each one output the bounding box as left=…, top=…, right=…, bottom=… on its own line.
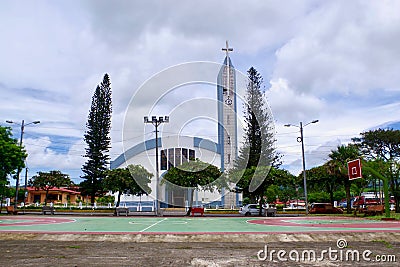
left=140, top=218, right=167, bottom=232
left=0, top=218, right=77, bottom=227
left=129, top=221, right=187, bottom=225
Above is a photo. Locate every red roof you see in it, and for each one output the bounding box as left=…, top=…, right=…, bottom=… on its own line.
left=26, top=186, right=80, bottom=194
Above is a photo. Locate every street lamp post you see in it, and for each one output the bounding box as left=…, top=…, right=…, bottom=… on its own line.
left=6, top=120, right=40, bottom=209
left=144, top=116, right=169, bottom=216
left=284, top=120, right=318, bottom=215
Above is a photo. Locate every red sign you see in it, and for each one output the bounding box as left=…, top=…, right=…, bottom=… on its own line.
left=347, top=159, right=362, bottom=180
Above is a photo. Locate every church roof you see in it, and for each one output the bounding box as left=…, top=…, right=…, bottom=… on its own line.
left=223, top=56, right=234, bottom=68
left=110, top=135, right=220, bottom=169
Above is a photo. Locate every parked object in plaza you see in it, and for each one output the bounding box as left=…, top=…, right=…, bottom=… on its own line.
left=239, top=204, right=265, bottom=216
left=283, top=202, right=306, bottom=211
left=309, top=203, right=343, bottom=214
left=239, top=204, right=276, bottom=216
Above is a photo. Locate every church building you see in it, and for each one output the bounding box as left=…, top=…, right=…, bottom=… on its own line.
left=110, top=42, right=241, bottom=210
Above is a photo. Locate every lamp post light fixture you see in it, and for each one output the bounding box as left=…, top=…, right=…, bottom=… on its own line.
left=144, top=115, right=169, bottom=216
left=284, top=120, right=318, bottom=215
left=6, top=120, right=40, bottom=209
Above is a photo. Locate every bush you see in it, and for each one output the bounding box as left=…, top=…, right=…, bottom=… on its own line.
left=308, top=192, right=330, bottom=203
left=242, top=197, right=250, bottom=206
left=96, top=195, right=115, bottom=205
left=333, top=191, right=346, bottom=202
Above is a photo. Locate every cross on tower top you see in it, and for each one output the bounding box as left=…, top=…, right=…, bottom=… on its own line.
left=222, top=40, right=233, bottom=58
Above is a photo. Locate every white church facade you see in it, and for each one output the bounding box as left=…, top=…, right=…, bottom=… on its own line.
left=110, top=42, right=242, bottom=210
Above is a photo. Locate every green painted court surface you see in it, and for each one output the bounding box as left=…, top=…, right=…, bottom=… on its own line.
left=1, top=216, right=400, bottom=234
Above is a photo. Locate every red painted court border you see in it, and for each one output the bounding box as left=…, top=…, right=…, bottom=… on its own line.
left=0, top=217, right=75, bottom=227
left=248, top=217, right=400, bottom=229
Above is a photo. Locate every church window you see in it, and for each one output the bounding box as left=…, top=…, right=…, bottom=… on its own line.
left=189, top=149, right=195, bottom=161
left=175, top=148, right=181, bottom=166
left=182, top=148, right=188, bottom=162
left=168, top=148, right=174, bottom=169
left=161, top=148, right=195, bottom=169
left=161, top=149, right=167, bottom=170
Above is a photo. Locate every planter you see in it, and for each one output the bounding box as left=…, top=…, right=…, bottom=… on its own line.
left=381, top=217, right=396, bottom=221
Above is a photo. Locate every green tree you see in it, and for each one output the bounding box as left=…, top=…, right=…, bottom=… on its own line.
left=265, top=168, right=298, bottom=204
left=308, top=192, right=330, bottom=203
left=328, top=144, right=360, bottom=213
left=29, top=170, right=72, bottom=206
left=0, top=126, right=27, bottom=181
left=0, top=180, right=11, bottom=212
left=265, top=184, right=280, bottom=204
left=162, top=159, right=224, bottom=214
left=307, top=163, right=341, bottom=205
left=233, top=165, right=273, bottom=213
left=0, top=126, right=27, bottom=210
left=231, top=67, right=280, bottom=210
left=103, top=165, right=153, bottom=207
left=353, top=129, right=400, bottom=212
left=81, top=74, right=112, bottom=205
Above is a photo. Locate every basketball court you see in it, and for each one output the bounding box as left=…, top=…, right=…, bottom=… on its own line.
left=1, top=215, right=399, bottom=235
left=1, top=215, right=399, bottom=266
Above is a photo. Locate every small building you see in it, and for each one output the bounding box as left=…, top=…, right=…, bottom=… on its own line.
left=26, top=186, right=81, bottom=205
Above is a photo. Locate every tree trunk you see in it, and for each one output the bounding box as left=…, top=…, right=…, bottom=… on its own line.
left=258, top=196, right=263, bottom=216
left=91, top=188, right=96, bottom=206
left=394, top=180, right=400, bottom=213
left=329, top=185, right=334, bottom=205
left=45, top=190, right=49, bottom=206
left=345, top=182, right=351, bottom=214
left=116, top=192, right=121, bottom=207
left=0, top=184, right=3, bottom=212
left=186, top=189, right=194, bottom=216
left=0, top=194, right=3, bottom=212
left=90, top=178, right=96, bottom=205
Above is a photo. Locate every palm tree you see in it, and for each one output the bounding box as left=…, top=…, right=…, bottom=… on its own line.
left=328, top=144, right=360, bottom=214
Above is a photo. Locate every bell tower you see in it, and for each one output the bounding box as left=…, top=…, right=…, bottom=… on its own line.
left=217, top=40, right=238, bottom=172
left=217, top=41, right=239, bottom=207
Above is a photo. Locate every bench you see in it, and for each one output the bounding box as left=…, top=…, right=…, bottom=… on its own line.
left=266, top=207, right=277, bottom=217
left=6, top=206, right=18, bottom=215
left=42, top=206, right=55, bottom=215
left=191, top=207, right=204, bottom=217
left=116, top=207, right=129, bottom=216
left=364, top=205, right=384, bottom=216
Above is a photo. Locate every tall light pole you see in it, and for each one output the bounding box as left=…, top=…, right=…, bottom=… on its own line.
left=144, top=115, right=169, bottom=216
left=6, top=120, right=40, bottom=209
left=284, top=120, right=318, bottom=215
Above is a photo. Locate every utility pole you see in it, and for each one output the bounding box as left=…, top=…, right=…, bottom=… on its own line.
left=285, top=120, right=318, bottom=215
left=6, top=120, right=40, bottom=209
left=144, top=116, right=169, bottom=216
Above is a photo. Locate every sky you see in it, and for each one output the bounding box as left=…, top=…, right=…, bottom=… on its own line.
left=1, top=0, right=400, bottom=184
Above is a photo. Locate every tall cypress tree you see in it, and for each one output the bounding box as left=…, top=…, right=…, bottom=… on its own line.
left=81, top=74, right=112, bottom=205
left=232, top=67, right=280, bottom=204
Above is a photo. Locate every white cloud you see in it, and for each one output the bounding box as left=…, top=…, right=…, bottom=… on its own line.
left=273, top=1, right=400, bottom=96
left=267, top=78, right=325, bottom=123
left=24, top=137, right=85, bottom=169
